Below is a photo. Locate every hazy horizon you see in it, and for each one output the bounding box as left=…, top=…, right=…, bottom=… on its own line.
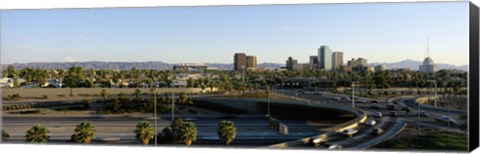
left=0, top=2, right=470, bottom=66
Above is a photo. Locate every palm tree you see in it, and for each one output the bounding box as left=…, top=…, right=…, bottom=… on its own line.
left=178, top=122, right=197, bottom=145
left=217, top=120, right=237, bottom=145
left=2, top=130, right=10, bottom=141
left=26, top=124, right=49, bottom=143
left=101, top=89, right=109, bottom=103
left=134, top=121, right=155, bottom=145
left=134, top=88, right=141, bottom=103
left=72, top=121, right=96, bottom=144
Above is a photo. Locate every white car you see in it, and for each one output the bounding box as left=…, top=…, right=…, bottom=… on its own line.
left=374, top=112, right=383, bottom=118
left=328, top=144, right=343, bottom=150
left=358, top=98, right=367, bottom=103
left=342, top=129, right=358, bottom=137
left=365, top=119, right=377, bottom=126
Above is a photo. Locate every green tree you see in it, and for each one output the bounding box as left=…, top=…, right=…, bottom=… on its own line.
left=217, top=120, right=237, bottom=145
left=82, top=99, right=91, bottom=110
left=178, top=122, right=197, bottom=145
left=134, top=121, right=155, bottom=145
left=71, top=121, right=96, bottom=144
left=2, top=130, right=10, bottom=141
left=178, top=92, right=189, bottom=104
left=101, top=89, right=109, bottom=103
left=134, top=88, right=141, bottom=102
left=26, top=124, right=49, bottom=143
left=64, top=66, right=86, bottom=87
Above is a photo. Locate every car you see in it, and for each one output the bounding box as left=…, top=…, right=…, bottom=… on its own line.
left=389, top=111, right=398, bottom=117
left=402, top=106, right=412, bottom=112
left=328, top=144, right=343, bottom=150
left=435, top=116, right=458, bottom=125
left=418, top=111, right=430, bottom=117
left=371, top=103, right=379, bottom=109
left=370, top=100, right=380, bottom=104
left=374, top=112, right=383, bottom=118
left=358, top=98, right=367, bottom=103
left=387, top=104, right=396, bottom=110
left=333, top=96, right=342, bottom=100
left=309, top=137, right=328, bottom=147
left=342, top=129, right=358, bottom=137
left=365, top=119, right=377, bottom=126
left=370, top=128, right=384, bottom=135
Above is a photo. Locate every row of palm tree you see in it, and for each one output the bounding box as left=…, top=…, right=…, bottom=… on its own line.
left=18, top=119, right=237, bottom=146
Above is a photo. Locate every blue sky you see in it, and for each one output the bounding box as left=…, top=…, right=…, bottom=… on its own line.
left=0, top=2, right=470, bottom=66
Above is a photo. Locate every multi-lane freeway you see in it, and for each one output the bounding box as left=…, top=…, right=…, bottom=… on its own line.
left=2, top=114, right=336, bottom=146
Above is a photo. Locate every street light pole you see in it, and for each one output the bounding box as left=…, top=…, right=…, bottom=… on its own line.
left=242, top=66, right=245, bottom=83
left=154, top=89, right=157, bottom=146
left=171, top=91, right=175, bottom=121
left=351, top=82, right=355, bottom=108
left=427, top=80, right=437, bottom=108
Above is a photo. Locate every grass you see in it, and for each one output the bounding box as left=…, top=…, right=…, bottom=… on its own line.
left=375, top=132, right=468, bottom=150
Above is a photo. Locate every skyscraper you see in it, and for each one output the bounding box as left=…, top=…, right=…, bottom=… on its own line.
left=309, top=56, right=319, bottom=70
left=318, top=45, right=333, bottom=71
left=246, top=56, right=257, bottom=68
left=286, top=56, right=298, bottom=71
left=332, top=51, right=344, bottom=70
left=234, top=53, right=247, bottom=71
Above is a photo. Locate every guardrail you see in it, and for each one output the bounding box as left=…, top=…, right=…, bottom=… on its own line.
left=268, top=107, right=367, bottom=148
left=354, top=120, right=407, bottom=150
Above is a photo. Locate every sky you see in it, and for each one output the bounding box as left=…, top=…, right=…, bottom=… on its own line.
left=0, top=1, right=470, bottom=66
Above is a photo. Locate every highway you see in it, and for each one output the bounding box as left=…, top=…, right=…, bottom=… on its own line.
left=1, top=114, right=335, bottom=146
left=271, top=88, right=466, bottom=150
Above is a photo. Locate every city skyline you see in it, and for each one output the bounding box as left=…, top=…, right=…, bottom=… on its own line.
left=0, top=2, right=469, bottom=66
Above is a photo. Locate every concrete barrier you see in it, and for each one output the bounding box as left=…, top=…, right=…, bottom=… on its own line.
left=1, top=88, right=207, bottom=98
left=267, top=107, right=367, bottom=148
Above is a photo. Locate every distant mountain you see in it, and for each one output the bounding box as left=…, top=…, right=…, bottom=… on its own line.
left=371, top=59, right=469, bottom=71
left=1, top=61, right=284, bottom=71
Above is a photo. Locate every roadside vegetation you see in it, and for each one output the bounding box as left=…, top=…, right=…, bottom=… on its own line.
left=25, top=125, right=49, bottom=143
left=375, top=130, right=467, bottom=150
left=70, top=121, right=96, bottom=144
left=217, top=120, right=237, bottom=145
left=134, top=121, right=155, bottom=145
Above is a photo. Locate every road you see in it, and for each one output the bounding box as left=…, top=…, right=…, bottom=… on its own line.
left=271, top=88, right=466, bottom=149
left=2, top=114, right=334, bottom=146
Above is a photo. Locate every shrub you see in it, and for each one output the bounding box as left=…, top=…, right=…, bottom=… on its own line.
left=42, top=95, right=48, bottom=99
left=82, top=99, right=91, bottom=110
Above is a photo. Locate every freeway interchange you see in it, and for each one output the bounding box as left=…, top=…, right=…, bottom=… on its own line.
left=1, top=89, right=467, bottom=150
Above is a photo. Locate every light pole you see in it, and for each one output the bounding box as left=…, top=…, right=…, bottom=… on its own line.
left=171, top=91, right=175, bottom=121
left=154, top=89, right=157, bottom=146
left=241, top=66, right=245, bottom=83
left=427, top=80, right=437, bottom=108
left=352, top=82, right=354, bottom=108
left=267, top=86, right=270, bottom=118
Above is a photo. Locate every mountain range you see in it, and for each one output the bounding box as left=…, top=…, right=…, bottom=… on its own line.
left=371, top=59, right=469, bottom=71
left=1, top=60, right=468, bottom=71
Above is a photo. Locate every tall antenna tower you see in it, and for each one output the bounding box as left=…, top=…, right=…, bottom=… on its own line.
left=425, top=38, right=430, bottom=58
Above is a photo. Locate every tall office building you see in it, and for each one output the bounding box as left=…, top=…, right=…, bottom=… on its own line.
left=234, top=53, right=247, bottom=71
left=286, top=56, right=298, bottom=71
left=318, top=45, right=333, bottom=71
left=246, top=56, right=257, bottom=68
left=332, top=51, right=344, bottom=70
left=309, top=56, right=319, bottom=70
